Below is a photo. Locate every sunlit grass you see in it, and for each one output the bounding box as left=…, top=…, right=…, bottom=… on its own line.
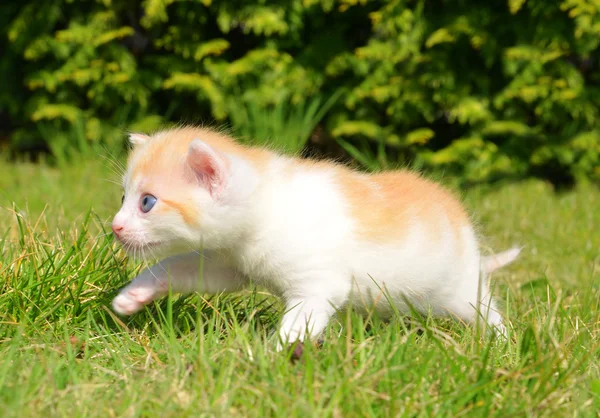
left=1, top=155, right=599, bottom=417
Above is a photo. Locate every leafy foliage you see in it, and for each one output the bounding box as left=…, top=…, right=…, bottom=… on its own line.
left=228, top=91, right=341, bottom=154
left=2, top=0, right=599, bottom=183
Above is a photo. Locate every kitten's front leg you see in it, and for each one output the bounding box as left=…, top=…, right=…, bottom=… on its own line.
left=112, top=251, right=242, bottom=315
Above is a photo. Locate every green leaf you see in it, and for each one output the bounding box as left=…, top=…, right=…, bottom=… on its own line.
left=481, top=121, right=533, bottom=136
left=425, top=28, right=456, bottom=48
left=331, top=121, right=382, bottom=139
left=508, top=0, right=526, bottom=15
left=93, top=27, right=134, bottom=47
left=31, top=104, right=82, bottom=123
left=194, top=39, right=230, bottom=61
left=406, top=128, right=435, bottom=145
left=162, top=73, right=226, bottom=119
left=448, top=98, right=492, bottom=125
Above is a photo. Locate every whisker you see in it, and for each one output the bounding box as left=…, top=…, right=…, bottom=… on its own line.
left=98, top=156, right=125, bottom=179
left=101, top=178, right=123, bottom=186
left=150, top=249, right=169, bottom=289
left=97, top=150, right=127, bottom=188
left=98, top=147, right=127, bottom=173
left=139, top=246, right=163, bottom=286
left=187, top=247, right=202, bottom=256
left=146, top=260, right=160, bottom=282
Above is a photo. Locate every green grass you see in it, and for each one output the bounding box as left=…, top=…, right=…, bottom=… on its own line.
left=1, top=154, right=599, bottom=417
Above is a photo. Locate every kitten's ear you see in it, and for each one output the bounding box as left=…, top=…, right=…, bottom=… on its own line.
left=128, top=133, right=150, bottom=146
left=187, top=138, right=229, bottom=195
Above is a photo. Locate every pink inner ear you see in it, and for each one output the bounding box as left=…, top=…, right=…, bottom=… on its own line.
left=195, top=155, right=217, bottom=179
left=192, top=154, right=219, bottom=186
left=187, top=139, right=228, bottom=195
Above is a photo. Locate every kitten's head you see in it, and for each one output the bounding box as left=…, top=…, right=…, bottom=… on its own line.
left=111, top=128, right=252, bottom=258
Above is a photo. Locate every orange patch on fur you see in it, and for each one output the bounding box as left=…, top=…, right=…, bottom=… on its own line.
left=336, top=169, right=469, bottom=243
left=128, top=126, right=272, bottom=176
left=126, top=126, right=274, bottom=227
left=161, top=198, right=199, bottom=226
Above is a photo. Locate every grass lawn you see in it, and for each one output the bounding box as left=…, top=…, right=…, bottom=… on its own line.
left=1, top=154, right=599, bottom=417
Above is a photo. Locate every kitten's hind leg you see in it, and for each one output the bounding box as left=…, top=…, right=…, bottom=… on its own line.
left=112, top=251, right=242, bottom=315
left=447, top=293, right=507, bottom=338
left=277, top=273, right=351, bottom=350
left=480, top=299, right=507, bottom=338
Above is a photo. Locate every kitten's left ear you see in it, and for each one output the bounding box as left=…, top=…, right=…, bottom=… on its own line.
left=187, top=138, right=229, bottom=195
left=128, top=132, right=150, bottom=146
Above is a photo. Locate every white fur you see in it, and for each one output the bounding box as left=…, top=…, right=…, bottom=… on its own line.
left=112, top=140, right=520, bottom=345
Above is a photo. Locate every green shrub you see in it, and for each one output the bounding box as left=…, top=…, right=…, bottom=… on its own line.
left=228, top=91, right=342, bottom=154
left=2, top=0, right=599, bottom=184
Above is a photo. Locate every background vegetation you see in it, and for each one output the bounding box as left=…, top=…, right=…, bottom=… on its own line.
left=2, top=0, right=600, bottom=185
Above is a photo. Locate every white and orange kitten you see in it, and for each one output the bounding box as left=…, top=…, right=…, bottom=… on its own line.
left=111, top=127, right=520, bottom=344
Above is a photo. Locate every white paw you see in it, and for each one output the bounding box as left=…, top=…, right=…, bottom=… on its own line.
left=112, top=286, right=159, bottom=315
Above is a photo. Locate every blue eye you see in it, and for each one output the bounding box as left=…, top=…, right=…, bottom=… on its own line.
left=140, top=194, right=157, bottom=213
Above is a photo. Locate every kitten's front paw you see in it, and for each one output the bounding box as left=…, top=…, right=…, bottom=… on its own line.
left=112, top=285, right=160, bottom=315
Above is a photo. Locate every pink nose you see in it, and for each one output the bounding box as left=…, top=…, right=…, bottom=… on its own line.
left=112, top=222, right=124, bottom=238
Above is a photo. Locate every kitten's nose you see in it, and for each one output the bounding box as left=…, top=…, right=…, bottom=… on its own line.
left=112, top=222, right=124, bottom=238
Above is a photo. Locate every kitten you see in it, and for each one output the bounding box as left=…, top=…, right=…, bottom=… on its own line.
left=111, top=127, right=520, bottom=344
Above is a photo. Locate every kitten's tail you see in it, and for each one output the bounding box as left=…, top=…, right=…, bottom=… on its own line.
left=482, top=247, right=522, bottom=273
